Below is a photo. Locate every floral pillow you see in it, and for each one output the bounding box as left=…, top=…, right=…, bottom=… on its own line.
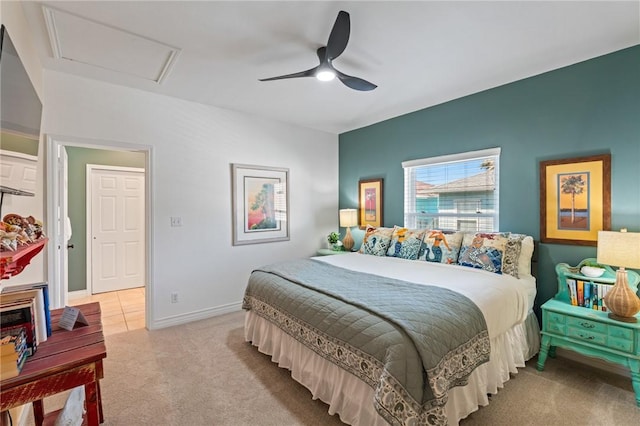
left=386, top=227, right=426, bottom=260
left=501, top=233, right=527, bottom=278
left=418, top=231, right=464, bottom=264
left=457, top=232, right=509, bottom=274
left=359, top=225, right=394, bottom=256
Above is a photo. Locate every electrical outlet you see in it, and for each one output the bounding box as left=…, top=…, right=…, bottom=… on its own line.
left=170, top=217, right=183, bottom=227
left=170, top=292, right=179, bottom=303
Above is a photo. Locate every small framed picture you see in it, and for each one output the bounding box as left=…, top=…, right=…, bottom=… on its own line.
left=539, top=154, right=611, bottom=246
left=231, top=164, right=289, bottom=245
left=358, top=178, right=383, bottom=228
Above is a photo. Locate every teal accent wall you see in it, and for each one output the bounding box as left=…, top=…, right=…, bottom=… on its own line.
left=339, top=45, right=640, bottom=314
left=67, top=147, right=145, bottom=292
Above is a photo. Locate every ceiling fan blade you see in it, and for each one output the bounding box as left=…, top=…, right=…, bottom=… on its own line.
left=336, top=69, right=377, bottom=91
left=259, top=67, right=317, bottom=82
left=316, top=47, right=327, bottom=64
left=326, top=11, right=350, bottom=60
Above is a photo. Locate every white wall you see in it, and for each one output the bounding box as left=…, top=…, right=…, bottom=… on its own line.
left=42, top=70, right=339, bottom=328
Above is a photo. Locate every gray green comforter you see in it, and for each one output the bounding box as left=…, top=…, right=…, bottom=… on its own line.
left=242, top=259, right=490, bottom=425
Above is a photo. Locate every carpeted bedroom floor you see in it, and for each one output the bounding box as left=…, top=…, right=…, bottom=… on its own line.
left=30, top=310, right=640, bottom=425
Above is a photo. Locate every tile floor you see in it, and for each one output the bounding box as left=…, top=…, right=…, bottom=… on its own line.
left=70, top=287, right=146, bottom=336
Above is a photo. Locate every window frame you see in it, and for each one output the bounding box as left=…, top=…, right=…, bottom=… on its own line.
left=402, top=147, right=501, bottom=232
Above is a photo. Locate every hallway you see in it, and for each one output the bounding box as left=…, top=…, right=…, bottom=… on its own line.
left=70, top=287, right=145, bottom=336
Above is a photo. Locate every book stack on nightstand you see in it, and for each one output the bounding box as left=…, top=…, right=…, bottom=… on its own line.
left=537, top=258, right=640, bottom=407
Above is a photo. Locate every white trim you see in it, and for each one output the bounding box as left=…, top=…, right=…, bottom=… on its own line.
left=150, top=302, right=242, bottom=330
left=87, top=164, right=144, bottom=174
left=42, top=5, right=63, bottom=59
left=0, top=149, right=38, bottom=162
left=402, top=147, right=501, bottom=168
left=402, top=147, right=500, bottom=231
left=156, top=48, right=181, bottom=85
left=46, top=134, right=154, bottom=330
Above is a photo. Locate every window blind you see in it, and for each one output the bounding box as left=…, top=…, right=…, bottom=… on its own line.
left=403, top=147, right=500, bottom=232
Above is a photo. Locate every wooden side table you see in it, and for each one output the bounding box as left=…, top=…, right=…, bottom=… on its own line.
left=0, top=302, right=107, bottom=425
left=0, top=238, right=48, bottom=280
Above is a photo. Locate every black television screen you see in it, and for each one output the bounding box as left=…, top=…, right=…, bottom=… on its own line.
left=0, top=24, right=43, bottom=142
left=0, top=24, right=43, bottom=216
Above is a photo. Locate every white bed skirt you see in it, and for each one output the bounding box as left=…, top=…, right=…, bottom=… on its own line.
left=244, top=310, right=540, bottom=426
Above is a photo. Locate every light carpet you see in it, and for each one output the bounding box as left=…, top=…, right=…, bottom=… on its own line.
left=30, top=310, right=640, bottom=425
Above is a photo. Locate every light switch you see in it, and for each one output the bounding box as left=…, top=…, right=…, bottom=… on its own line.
left=170, top=217, right=182, bottom=227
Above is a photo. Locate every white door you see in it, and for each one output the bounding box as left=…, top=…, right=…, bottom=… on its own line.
left=89, top=166, right=145, bottom=294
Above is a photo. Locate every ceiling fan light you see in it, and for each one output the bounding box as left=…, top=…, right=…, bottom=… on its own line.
left=316, top=70, right=336, bottom=81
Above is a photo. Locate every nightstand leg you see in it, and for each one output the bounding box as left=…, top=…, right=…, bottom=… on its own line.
left=629, top=359, right=640, bottom=407
left=537, top=335, right=552, bottom=371
left=548, top=345, right=556, bottom=358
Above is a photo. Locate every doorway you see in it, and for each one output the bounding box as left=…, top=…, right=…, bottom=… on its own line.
left=47, top=135, right=152, bottom=331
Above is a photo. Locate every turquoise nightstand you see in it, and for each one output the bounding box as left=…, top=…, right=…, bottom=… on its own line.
left=537, top=258, right=640, bottom=407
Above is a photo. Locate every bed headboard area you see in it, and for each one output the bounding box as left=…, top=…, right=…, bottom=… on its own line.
left=358, top=226, right=538, bottom=281
left=531, top=240, right=539, bottom=279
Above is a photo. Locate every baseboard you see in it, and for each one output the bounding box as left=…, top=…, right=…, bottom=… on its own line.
left=150, top=301, right=243, bottom=330
left=555, top=348, right=630, bottom=378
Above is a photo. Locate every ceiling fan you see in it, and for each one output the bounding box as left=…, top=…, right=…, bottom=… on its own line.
left=259, top=11, right=377, bottom=91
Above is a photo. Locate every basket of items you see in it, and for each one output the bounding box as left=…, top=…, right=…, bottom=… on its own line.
left=0, top=214, right=47, bottom=279
left=0, top=214, right=45, bottom=252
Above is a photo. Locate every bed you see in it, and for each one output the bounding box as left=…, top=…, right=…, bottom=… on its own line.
left=243, top=230, right=540, bottom=426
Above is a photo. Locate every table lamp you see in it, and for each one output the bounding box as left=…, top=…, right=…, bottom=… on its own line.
left=596, top=229, right=640, bottom=323
left=339, top=209, right=358, bottom=252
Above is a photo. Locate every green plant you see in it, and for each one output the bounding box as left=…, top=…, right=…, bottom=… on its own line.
left=327, top=232, right=340, bottom=244
left=583, top=259, right=603, bottom=268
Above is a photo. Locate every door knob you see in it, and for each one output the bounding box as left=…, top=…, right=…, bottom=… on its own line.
left=67, top=243, right=75, bottom=249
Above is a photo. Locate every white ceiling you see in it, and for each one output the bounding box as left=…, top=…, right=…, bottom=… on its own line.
left=20, top=1, right=640, bottom=134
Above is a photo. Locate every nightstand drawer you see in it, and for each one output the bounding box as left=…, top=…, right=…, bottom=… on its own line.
left=607, top=337, right=634, bottom=353
left=608, top=325, right=633, bottom=341
left=566, top=316, right=607, bottom=334
left=545, top=321, right=566, bottom=335
left=540, top=262, right=640, bottom=407
left=567, top=327, right=607, bottom=345
left=547, top=311, right=566, bottom=325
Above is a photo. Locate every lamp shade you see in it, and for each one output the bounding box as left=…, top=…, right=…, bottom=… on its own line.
left=339, top=209, right=358, bottom=228
left=596, top=230, right=640, bottom=269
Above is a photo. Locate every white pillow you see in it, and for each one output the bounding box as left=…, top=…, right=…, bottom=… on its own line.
left=518, top=235, right=535, bottom=277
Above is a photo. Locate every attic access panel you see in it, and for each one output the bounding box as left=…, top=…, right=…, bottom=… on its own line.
left=43, top=6, right=180, bottom=83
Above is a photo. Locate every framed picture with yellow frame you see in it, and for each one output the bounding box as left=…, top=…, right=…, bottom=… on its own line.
left=539, top=154, right=611, bottom=246
left=358, top=178, right=383, bottom=228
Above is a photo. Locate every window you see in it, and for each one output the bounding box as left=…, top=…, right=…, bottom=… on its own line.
left=403, top=147, right=500, bottom=232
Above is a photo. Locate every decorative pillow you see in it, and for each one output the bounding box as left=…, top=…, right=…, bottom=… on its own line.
left=502, top=233, right=526, bottom=278
left=359, top=225, right=394, bottom=256
left=458, top=232, right=509, bottom=274
left=386, top=227, right=426, bottom=260
left=418, top=231, right=464, bottom=264
left=518, top=235, right=535, bottom=278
